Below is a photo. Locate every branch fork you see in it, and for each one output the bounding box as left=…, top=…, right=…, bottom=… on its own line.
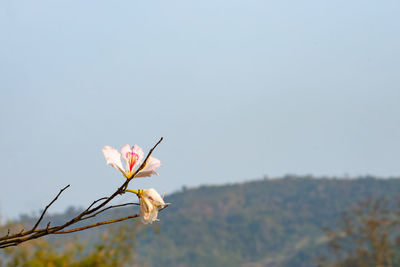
left=0, top=137, right=165, bottom=249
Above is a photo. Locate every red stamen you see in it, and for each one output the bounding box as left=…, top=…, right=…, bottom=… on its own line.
left=126, top=152, right=139, bottom=172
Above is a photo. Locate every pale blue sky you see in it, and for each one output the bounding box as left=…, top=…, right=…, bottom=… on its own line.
left=0, top=0, right=399, bottom=219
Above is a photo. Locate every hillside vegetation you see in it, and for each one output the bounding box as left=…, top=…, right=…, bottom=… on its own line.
left=137, top=176, right=400, bottom=266
left=4, top=176, right=400, bottom=266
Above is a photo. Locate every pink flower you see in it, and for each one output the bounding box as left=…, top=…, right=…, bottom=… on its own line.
left=102, top=144, right=161, bottom=179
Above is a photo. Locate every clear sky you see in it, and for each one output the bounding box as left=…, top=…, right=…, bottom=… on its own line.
left=0, top=0, right=399, bottom=219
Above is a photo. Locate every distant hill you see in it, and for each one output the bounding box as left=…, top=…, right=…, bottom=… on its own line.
left=10, top=176, right=400, bottom=266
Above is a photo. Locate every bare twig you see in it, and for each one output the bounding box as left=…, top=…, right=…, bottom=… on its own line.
left=159, top=204, right=170, bottom=212
left=81, top=203, right=139, bottom=221
left=86, top=197, right=108, bottom=211
left=53, top=214, right=140, bottom=234
left=32, top=184, right=70, bottom=231
left=0, top=137, right=166, bottom=249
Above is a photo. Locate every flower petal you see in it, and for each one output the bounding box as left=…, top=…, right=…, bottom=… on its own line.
left=120, top=144, right=132, bottom=160
left=132, top=144, right=145, bottom=165
left=135, top=157, right=162, bottom=178
left=139, top=188, right=166, bottom=224
left=102, top=146, right=124, bottom=172
left=147, top=209, right=159, bottom=224
left=142, top=188, right=166, bottom=207
left=140, top=197, right=157, bottom=224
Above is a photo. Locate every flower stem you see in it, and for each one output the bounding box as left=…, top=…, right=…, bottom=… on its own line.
left=126, top=189, right=140, bottom=195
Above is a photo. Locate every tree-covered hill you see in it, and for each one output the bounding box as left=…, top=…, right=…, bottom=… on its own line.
left=7, top=176, right=400, bottom=266
left=137, top=176, right=400, bottom=266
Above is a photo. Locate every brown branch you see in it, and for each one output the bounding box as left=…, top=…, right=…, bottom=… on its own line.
left=159, top=204, right=170, bottom=212
left=0, top=229, right=24, bottom=242
left=81, top=203, right=139, bottom=221
left=54, top=204, right=168, bottom=235
left=0, top=137, right=166, bottom=249
left=53, top=214, right=140, bottom=234
left=32, top=184, right=70, bottom=231
left=85, top=197, right=108, bottom=211
left=131, top=137, right=164, bottom=178
left=0, top=185, right=70, bottom=242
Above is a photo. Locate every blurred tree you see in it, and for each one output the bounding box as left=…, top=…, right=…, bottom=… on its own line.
left=323, top=198, right=400, bottom=267
left=1, top=222, right=139, bottom=267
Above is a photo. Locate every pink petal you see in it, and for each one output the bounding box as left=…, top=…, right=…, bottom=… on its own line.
left=120, top=144, right=132, bottom=160
left=102, top=146, right=124, bottom=172
left=132, top=144, right=145, bottom=163
left=135, top=157, right=162, bottom=178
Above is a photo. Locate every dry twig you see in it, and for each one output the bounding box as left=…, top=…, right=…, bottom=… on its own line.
left=0, top=137, right=165, bottom=249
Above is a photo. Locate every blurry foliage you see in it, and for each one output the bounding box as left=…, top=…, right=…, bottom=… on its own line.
left=322, top=197, right=400, bottom=267
left=0, top=222, right=139, bottom=267
left=3, top=176, right=400, bottom=266
left=136, top=176, right=400, bottom=266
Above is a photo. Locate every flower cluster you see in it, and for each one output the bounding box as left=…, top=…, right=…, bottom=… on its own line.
left=103, top=143, right=167, bottom=224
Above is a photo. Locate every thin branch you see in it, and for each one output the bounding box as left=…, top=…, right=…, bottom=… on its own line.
left=85, top=197, right=108, bottom=212
left=31, top=184, right=70, bottom=231
left=0, top=184, right=70, bottom=242
left=53, top=204, right=168, bottom=235
left=52, top=214, right=140, bottom=234
left=159, top=204, right=170, bottom=212
left=0, top=137, right=167, bottom=249
left=131, top=137, right=164, bottom=179
left=81, top=203, right=139, bottom=221
left=0, top=242, right=17, bottom=249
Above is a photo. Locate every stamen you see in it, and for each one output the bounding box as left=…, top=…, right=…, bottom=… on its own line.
left=126, top=152, right=139, bottom=172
